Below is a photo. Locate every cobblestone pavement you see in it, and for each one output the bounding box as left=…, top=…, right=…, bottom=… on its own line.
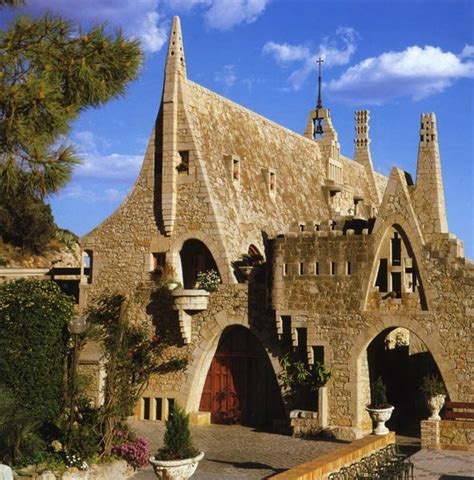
left=130, top=420, right=344, bottom=479
left=410, top=450, right=474, bottom=479
left=130, top=421, right=473, bottom=479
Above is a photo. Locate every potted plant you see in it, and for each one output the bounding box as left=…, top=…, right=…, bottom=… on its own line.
left=153, top=263, right=181, bottom=290
left=366, top=377, right=394, bottom=435
left=195, top=269, right=220, bottom=292
left=232, top=253, right=265, bottom=281
left=420, top=373, right=447, bottom=421
left=149, top=404, right=204, bottom=480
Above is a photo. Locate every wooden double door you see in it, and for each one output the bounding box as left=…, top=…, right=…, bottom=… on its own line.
left=199, top=327, right=284, bottom=426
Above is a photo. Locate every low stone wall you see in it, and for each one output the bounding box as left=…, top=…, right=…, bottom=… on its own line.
left=421, top=419, right=474, bottom=452
left=16, top=460, right=134, bottom=480
left=271, top=432, right=395, bottom=480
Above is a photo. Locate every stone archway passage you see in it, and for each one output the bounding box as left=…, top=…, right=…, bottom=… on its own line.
left=199, top=326, right=284, bottom=427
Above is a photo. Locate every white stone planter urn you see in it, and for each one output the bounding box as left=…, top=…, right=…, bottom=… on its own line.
left=149, top=452, right=204, bottom=480
left=366, top=406, right=394, bottom=435
left=427, top=394, right=445, bottom=421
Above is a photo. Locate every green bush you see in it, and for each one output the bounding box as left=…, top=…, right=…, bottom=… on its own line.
left=0, top=190, right=56, bottom=253
left=0, top=280, right=74, bottom=424
left=156, top=404, right=199, bottom=460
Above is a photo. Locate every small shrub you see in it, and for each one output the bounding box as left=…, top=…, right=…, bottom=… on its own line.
left=196, top=269, right=220, bottom=292
left=156, top=404, right=199, bottom=460
left=112, top=436, right=150, bottom=469
left=420, top=373, right=447, bottom=398
left=368, top=377, right=391, bottom=409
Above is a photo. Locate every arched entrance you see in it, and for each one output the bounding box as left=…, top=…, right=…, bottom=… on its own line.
left=366, top=327, right=446, bottom=436
left=199, top=326, right=284, bottom=427
left=180, top=239, right=219, bottom=289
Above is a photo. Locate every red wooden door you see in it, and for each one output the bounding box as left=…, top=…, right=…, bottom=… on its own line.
left=199, top=327, right=284, bottom=426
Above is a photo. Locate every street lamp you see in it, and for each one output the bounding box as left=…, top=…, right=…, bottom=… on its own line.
left=67, top=315, right=87, bottom=441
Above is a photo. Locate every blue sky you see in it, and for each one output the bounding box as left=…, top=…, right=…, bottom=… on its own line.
left=4, top=0, right=473, bottom=258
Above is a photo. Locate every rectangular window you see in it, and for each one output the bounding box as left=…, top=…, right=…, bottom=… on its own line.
left=282, top=316, right=292, bottom=349
left=269, top=170, right=276, bottom=194
left=314, top=223, right=320, bottom=231
left=143, top=397, right=151, bottom=420
left=177, top=150, right=190, bottom=174
left=391, top=233, right=401, bottom=266
left=346, top=261, right=352, bottom=275
left=375, top=258, right=388, bottom=292
left=299, top=262, right=304, bottom=275
left=168, top=398, right=175, bottom=414
left=391, top=272, right=402, bottom=298
left=155, top=398, right=163, bottom=421
left=313, top=345, right=324, bottom=364
left=296, top=328, right=307, bottom=359
left=152, top=252, right=166, bottom=272
left=299, top=223, right=306, bottom=232
left=315, top=262, right=320, bottom=275
left=283, top=263, right=288, bottom=276
left=331, top=262, right=336, bottom=275
left=232, top=157, right=240, bottom=182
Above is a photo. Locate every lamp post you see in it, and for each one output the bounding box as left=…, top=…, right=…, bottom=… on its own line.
left=67, top=315, right=87, bottom=441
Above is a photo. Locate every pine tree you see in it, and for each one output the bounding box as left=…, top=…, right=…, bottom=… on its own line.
left=0, top=3, right=142, bottom=197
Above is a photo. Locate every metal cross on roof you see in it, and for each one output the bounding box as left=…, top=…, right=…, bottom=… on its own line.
left=316, top=57, right=324, bottom=109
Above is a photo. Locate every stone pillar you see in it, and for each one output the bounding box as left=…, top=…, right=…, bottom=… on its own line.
left=421, top=419, right=440, bottom=450
left=319, top=386, right=329, bottom=428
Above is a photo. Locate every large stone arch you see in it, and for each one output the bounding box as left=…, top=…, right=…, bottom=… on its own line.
left=348, top=313, right=457, bottom=437
left=170, top=230, right=234, bottom=284
left=177, top=310, right=283, bottom=414
left=361, top=216, right=430, bottom=311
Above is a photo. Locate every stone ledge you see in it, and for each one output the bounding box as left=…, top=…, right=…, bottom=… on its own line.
left=271, top=432, right=395, bottom=480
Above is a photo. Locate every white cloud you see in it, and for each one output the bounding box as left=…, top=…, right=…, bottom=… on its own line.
left=327, top=45, right=474, bottom=104
left=70, top=131, right=143, bottom=182
left=460, top=44, right=474, bottom=59
left=164, top=0, right=210, bottom=10
left=214, top=64, right=237, bottom=88
left=60, top=184, right=127, bottom=204
left=204, top=0, right=271, bottom=30
left=263, top=27, right=359, bottom=90
left=23, top=0, right=168, bottom=53
left=75, top=153, right=143, bottom=182
left=262, top=42, right=310, bottom=63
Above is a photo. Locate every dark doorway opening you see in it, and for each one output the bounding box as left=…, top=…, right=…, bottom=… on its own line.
left=199, top=326, right=284, bottom=427
left=367, top=327, right=446, bottom=437
left=180, top=239, right=219, bottom=289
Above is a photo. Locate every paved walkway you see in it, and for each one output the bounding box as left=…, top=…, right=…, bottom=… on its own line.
left=410, top=449, right=474, bottom=479
left=130, top=420, right=344, bottom=479
left=130, top=421, right=474, bottom=479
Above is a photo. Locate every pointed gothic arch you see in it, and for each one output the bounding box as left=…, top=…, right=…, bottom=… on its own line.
left=347, top=315, right=456, bottom=435
left=361, top=218, right=429, bottom=311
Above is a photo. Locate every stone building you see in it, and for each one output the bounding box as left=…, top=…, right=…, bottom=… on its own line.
left=79, top=17, right=473, bottom=440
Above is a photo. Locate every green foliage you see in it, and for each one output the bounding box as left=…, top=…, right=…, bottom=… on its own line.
left=420, top=373, right=447, bottom=398
left=86, top=291, right=187, bottom=455
left=0, top=385, right=44, bottom=465
left=196, top=269, right=221, bottom=292
left=157, top=404, right=199, bottom=460
left=369, top=377, right=390, bottom=409
left=54, top=228, right=79, bottom=250
left=279, top=352, right=333, bottom=392
left=0, top=280, right=74, bottom=424
left=0, top=188, right=56, bottom=252
left=0, top=10, right=142, bottom=196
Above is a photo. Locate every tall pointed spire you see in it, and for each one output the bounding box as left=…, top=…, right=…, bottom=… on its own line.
left=354, top=110, right=381, bottom=204
left=161, top=16, right=187, bottom=236
left=316, top=57, right=324, bottom=109
left=165, top=16, right=186, bottom=78
left=413, top=113, right=448, bottom=240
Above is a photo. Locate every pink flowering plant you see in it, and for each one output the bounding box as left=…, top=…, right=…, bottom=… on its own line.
left=112, top=436, right=150, bottom=469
